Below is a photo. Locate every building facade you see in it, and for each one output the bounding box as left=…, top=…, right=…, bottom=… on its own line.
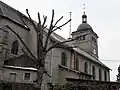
left=0, top=1, right=110, bottom=88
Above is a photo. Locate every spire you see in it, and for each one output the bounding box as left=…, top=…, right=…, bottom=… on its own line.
left=82, top=4, right=87, bottom=23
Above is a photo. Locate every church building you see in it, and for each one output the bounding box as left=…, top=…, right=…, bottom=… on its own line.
left=0, top=1, right=110, bottom=89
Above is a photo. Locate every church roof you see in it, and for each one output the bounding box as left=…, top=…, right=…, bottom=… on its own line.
left=77, top=12, right=93, bottom=31
left=0, top=1, right=25, bottom=23
left=0, top=1, right=31, bottom=30
left=77, top=23, right=93, bottom=31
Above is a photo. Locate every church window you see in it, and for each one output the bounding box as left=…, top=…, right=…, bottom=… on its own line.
left=76, top=57, right=79, bottom=70
left=111, top=86, right=117, bottom=90
left=83, top=35, right=86, bottom=40
left=84, top=62, right=88, bottom=74
left=61, top=52, right=67, bottom=66
left=9, top=73, right=16, bottom=82
left=4, top=60, right=8, bottom=65
left=79, top=35, right=86, bottom=40
left=92, top=36, right=97, bottom=43
left=24, top=73, right=31, bottom=80
left=99, top=68, right=102, bottom=81
left=104, top=70, right=107, bottom=81
left=93, top=49, right=97, bottom=55
left=11, top=40, right=18, bottom=55
left=92, top=65, right=96, bottom=79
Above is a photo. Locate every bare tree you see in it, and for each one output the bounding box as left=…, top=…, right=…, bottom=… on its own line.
left=6, top=9, right=81, bottom=90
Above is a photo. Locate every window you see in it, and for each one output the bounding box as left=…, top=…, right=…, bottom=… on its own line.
left=84, top=62, right=88, bottom=74
left=9, top=73, right=16, bottom=82
left=93, top=49, right=97, bottom=55
left=11, top=40, right=18, bottom=55
left=104, top=70, right=107, bottom=81
left=111, top=86, right=117, bottom=90
left=24, top=73, right=31, bottom=80
left=76, top=57, right=79, bottom=71
left=61, top=52, right=67, bottom=66
left=99, top=68, right=102, bottom=81
left=79, top=35, right=86, bottom=40
left=92, top=36, right=97, bottom=43
left=92, top=65, right=96, bottom=79
left=4, top=60, right=8, bottom=65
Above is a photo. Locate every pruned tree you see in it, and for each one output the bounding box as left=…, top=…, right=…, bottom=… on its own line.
left=6, top=9, right=82, bottom=90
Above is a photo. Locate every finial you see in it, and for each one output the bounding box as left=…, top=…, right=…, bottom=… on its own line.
left=82, top=4, right=87, bottom=23
left=83, top=4, right=86, bottom=14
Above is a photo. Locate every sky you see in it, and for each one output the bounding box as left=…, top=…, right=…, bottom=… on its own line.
left=2, top=0, right=120, bottom=81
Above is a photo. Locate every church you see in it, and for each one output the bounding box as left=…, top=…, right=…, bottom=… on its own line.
left=0, top=1, right=110, bottom=89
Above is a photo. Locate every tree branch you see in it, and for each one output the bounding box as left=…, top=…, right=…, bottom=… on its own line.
left=44, top=10, right=54, bottom=50
left=38, top=12, right=41, bottom=25
left=26, top=9, right=38, bottom=32
left=53, top=16, right=63, bottom=28
left=21, top=48, right=38, bottom=64
left=51, top=19, right=71, bottom=32
left=49, top=9, right=54, bottom=31
left=43, top=25, right=47, bottom=29
left=42, top=15, right=47, bottom=28
left=17, top=10, right=30, bottom=30
left=46, top=34, right=87, bottom=53
left=6, top=25, right=38, bottom=62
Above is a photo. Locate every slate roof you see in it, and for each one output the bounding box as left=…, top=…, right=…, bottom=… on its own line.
left=0, top=1, right=31, bottom=30
left=0, top=1, right=110, bottom=70
left=77, top=23, right=93, bottom=31
left=0, top=1, right=25, bottom=25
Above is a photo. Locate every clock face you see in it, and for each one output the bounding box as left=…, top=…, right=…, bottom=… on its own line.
left=93, top=49, right=96, bottom=54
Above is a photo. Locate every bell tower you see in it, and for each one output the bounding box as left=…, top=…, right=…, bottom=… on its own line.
left=72, top=10, right=99, bottom=59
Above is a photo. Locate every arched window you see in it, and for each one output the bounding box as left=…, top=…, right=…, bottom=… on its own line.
left=61, top=52, right=67, bottom=66
left=104, top=70, right=107, bottom=81
left=99, top=68, right=102, bottom=81
left=111, top=86, right=117, bottom=90
left=76, top=57, right=79, bottom=71
left=84, top=62, right=88, bottom=73
left=92, top=65, right=96, bottom=79
left=11, top=40, right=18, bottom=55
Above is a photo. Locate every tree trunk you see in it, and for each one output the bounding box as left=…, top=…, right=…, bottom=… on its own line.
left=35, top=66, right=44, bottom=90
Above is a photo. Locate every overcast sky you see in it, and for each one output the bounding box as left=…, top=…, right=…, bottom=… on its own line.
left=2, top=0, right=120, bottom=81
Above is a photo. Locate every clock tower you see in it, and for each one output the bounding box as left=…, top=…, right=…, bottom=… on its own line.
left=71, top=12, right=99, bottom=59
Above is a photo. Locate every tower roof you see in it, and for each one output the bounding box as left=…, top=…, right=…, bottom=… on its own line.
left=77, top=23, right=92, bottom=31
left=77, top=12, right=92, bottom=31
left=82, top=13, right=87, bottom=18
